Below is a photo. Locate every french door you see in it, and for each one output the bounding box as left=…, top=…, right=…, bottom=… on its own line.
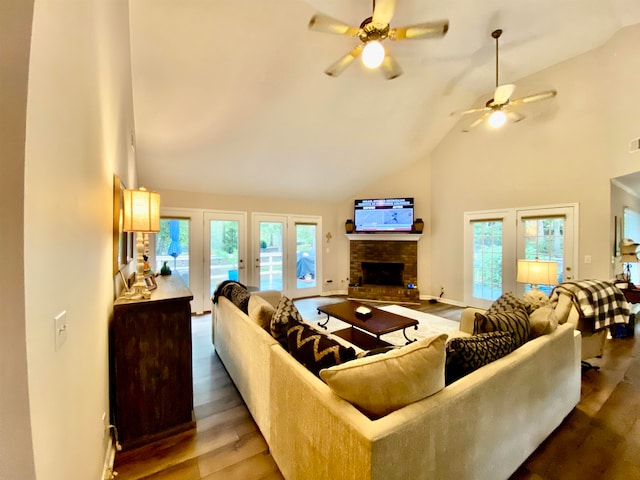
left=252, top=213, right=322, bottom=298
left=464, top=204, right=578, bottom=308
left=204, top=211, right=247, bottom=302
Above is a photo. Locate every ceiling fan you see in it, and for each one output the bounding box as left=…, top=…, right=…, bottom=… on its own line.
left=451, top=29, right=557, bottom=132
left=308, top=0, right=449, bottom=80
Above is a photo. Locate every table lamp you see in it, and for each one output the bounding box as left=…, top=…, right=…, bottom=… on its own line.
left=122, top=187, right=160, bottom=297
left=517, top=258, right=558, bottom=304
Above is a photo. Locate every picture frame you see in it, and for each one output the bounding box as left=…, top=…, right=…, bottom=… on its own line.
left=144, top=274, right=158, bottom=290
left=614, top=215, right=622, bottom=257
left=113, top=174, right=134, bottom=275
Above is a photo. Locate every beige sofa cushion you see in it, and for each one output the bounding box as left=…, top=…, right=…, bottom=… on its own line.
left=319, top=334, right=447, bottom=419
left=529, top=304, right=559, bottom=338
left=248, top=294, right=276, bottom=330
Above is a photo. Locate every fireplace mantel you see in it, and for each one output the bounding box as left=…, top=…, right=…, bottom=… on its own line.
left=345, top=233, right=422, bottom=242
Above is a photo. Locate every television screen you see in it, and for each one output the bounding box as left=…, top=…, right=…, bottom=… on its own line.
left=354, top=198, right=414, bottom=232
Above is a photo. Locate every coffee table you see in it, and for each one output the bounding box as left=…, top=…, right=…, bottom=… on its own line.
left=316, top=300, right=419, bottom=350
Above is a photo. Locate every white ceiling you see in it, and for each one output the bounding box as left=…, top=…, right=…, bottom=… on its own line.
left=129, top=0, right=640, bottom=202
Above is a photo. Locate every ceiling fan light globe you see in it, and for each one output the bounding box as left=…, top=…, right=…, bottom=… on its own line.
left=488, top=110, right=507, bottom=128
left=362, top=41, right=385, bottom=69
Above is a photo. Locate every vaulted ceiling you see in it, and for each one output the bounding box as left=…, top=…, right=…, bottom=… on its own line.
left=129, top=0, right=640, bottom=202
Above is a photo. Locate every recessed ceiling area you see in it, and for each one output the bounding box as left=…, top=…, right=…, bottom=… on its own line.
left=129, top=0, right=640, bottom=202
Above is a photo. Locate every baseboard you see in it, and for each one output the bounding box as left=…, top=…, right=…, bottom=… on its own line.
left=420, top=295, right=467, bottom=307
left=102, top=436, right=117, bottom=480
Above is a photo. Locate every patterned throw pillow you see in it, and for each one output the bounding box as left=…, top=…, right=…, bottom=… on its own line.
left=287, top=320, right=356, bottom=376
left=487, top=292, right=526, bottom=314
left=474, top=306, right=530, bottom=348
left=445, top=331, right=516, bottom=385
left=270, top=296, right=305, bottom=347
left=220, top=282, right=250, bottom=313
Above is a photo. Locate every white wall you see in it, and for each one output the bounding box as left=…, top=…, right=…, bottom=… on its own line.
left=428, top=24, right=640, bottom=303
left=0, top=1, right=36, bottom=479
left=18, top=1, right=136, bottom=479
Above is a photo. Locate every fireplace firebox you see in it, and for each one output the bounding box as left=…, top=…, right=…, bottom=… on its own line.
left=361, top=262, right=404, bottom=286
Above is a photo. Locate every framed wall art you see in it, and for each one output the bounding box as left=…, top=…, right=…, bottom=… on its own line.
left=113, top=174, right=134, bottom=275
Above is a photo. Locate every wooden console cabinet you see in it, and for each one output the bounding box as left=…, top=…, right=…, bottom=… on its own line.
left=111, top=274, right=195, bottom=450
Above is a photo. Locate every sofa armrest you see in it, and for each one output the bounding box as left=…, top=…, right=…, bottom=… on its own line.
left=459, top=307, right=485, bottom=334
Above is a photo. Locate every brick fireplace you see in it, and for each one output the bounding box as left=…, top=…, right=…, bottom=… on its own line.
left=348, top=238, right=420, bottom=304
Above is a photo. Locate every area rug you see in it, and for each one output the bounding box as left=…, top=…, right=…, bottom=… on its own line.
left=316, top=304, right=462, bottom=347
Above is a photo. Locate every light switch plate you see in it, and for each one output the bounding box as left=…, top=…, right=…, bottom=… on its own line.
left=54, top=310, right=68, bottom=351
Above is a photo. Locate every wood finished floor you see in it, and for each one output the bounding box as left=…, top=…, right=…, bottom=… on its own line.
left=113, top=297, right=640, bottom=480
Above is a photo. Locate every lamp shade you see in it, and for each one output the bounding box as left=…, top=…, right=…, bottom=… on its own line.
left=122, top=187, right=160, bottom=233
left=516, top=259, right=558, bottom=286
left=621, top=253, right=639, bottom=263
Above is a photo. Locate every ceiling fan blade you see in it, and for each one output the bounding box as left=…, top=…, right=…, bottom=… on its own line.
left=509, top=89, right=557, bottom=106
left=380, top=54, right=403, bottom=80
left=450, top=105, right=491, bottom=117
left=372, top=0, right=396, bottom=26
left=308, top=14, right=359, bottom=36
left=462, top=112, right=491, bottom=133
left=494, top=84, right=516, bottom=105
left=324, top=45, right=364, bottom=77
left=506, top=110, right=526, bottom=123
left=389, top=20, right=449, bottom=40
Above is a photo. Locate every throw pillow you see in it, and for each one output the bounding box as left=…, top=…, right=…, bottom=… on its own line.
left=319, top=334, right=447, bottom=419
left=286, top=320, right=356, bottom=376
left=522, top=289, right=550, bottom=314
left=270, top=296, right=304, bottom=347
left=528, top=304, right=558, bottom=338
left=445, top=331, right=516, bottom=385
left=487, top=292, right=526, bottom=314
left=248, top=294, right=276, bottom=331
left=220, top=282, right=250, bottom=313
left=474, top=306, right=530, bottom=348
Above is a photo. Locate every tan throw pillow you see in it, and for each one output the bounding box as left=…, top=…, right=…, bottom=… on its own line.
left=319, top=334, right=447, bottom=419
left=528, top=304, right=558, bottom=338
left=248, top=294, right=276, bottom=330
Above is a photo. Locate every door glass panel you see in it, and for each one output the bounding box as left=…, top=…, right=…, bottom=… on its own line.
left=296, top=223, right=317, bottom=290
left=623, top=207, right=640, bottom=285
left=209, top=219, right=239, bottom=298
left=155, top=218, right=190, bottom=286
left=472, top=220, right=503, bottom=301
left=522, top=217, right=564, bottom=295
left=259, top=221, right=283, bottom=291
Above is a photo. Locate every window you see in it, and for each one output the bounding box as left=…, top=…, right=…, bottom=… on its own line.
left=471, top=220, right=503, bottom=301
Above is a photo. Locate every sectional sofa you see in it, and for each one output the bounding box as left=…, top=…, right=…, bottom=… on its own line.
left=212, top=290, right=581, bottom=480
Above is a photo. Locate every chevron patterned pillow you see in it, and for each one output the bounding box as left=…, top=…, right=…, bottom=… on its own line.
left=445, top=331, right=516, bottom=385
left=487, top=292, right=526, bottom=314
left=286, top=320, right=356, bottom=376
left=270, top=296, right=305, bottom=347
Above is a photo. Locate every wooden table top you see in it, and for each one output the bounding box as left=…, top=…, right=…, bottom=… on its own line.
left=317, top=300, right=418, bottom=336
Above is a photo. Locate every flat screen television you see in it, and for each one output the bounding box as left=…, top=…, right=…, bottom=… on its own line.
left=353, top=198, right=414, bottom=232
